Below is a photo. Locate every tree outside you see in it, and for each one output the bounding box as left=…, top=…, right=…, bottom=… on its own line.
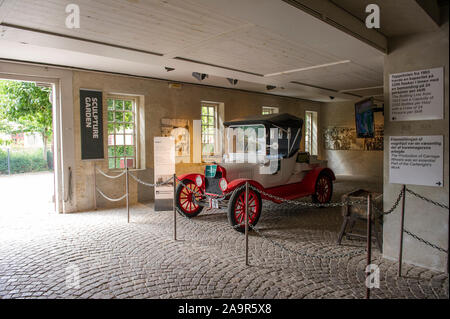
left=0, top=80, right=53, bottom=174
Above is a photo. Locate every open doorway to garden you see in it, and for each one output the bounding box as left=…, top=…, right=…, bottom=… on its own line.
left=0, top=79, right=55, bottom=217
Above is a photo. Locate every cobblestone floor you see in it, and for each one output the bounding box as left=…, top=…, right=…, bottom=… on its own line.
left=0, top=175, right=448, bottom=299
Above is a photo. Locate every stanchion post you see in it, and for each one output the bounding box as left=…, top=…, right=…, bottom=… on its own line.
left=173, top=173, right=177, bottom=241
left=245, top=182, right=249, bottom=266
left=398, top=185, right=407, bottom=277
left=366, top=193, right=372, bottom=299
left=93, top=163, right=97, bottom=210
left=126, top=167, right=130, bottom=223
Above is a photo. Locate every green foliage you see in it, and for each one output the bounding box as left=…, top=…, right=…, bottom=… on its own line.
left=0, top=148, right=53, bottom=174
left=0, top=80, right=53, bottom=138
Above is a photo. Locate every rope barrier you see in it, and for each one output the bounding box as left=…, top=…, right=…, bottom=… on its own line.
left=95, top=187, right=127, bottom=202
left=96, top=168, right=127, bottom=179
left=406, top=188, right=449, bottom=210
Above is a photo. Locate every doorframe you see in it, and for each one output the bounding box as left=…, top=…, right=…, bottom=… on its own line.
left=0, top=61, right=75, bottom=213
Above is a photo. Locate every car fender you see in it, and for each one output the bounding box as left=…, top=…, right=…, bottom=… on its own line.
left=225, top=178, right=265, bottom=194
left=302, top=167, right=336, bottom=193
left=176, top=173, right=204, bottom=186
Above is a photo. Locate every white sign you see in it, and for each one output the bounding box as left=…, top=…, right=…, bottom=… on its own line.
left=154, top=137, right=175, bottom=211
left=390, top=67, right=443, bottom=121
left=389, top=136, right=443, bottom=187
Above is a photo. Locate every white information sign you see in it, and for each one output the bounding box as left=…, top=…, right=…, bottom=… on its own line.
left=389, top=67, right=443, bottom=121
left=389, top=136, right=443, bottom=187
left=154, top=136, right=175, bottom=211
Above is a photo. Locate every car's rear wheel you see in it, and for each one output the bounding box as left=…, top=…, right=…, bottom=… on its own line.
left=176, top=179, right=203, bottom=217
left=312, top=173, right=333, bottom=204
left=227, top=186, right=262, bottom=232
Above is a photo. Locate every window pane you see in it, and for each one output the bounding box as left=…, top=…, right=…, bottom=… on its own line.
left=107, top=99, right=114, bottom=110
left=115, top=100, right=124, bottom=110
left=116, top=135, right=124, bottom=145
left=108, top=158, right=115, bottom=169
left=108, top=123, right=114, bottom=134
left=108, top=146, right=115, bottom=157
left=108, top=135, right=115, bottom=146
left=124, top=100, right=133, bottom=111
left=108, top=111, right=114, bottom=122
left=115, top=112, right=123, bottom=122
left=125, top=135, right=133, bottom=145
left=115, top=123, right=125, bottom=134
left=125, top=146, right=134, bottom=156
left=115, top=146, right=125, bottom=157
left=124, top=112, right=133, bottom=123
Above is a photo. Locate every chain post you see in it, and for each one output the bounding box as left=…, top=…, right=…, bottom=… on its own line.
left=245, top=181, right=249, bottom=266
left=173, top=173, right=177, bottom=241
left=93, top=163, right=97, bottom=210
left=126, top=167, right=130, bottom=223
left=398, top=185, right=406, bottom=277
left=366, top=193, right=372, bottom=299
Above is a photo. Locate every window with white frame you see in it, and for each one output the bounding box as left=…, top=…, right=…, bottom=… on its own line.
left=305, top=110, right=318, bottom=156
left=107, top=96, right=137, bottom=169
left=201, top=102, right=218, bottom=161
left=262, top=106, right=279, bottom=115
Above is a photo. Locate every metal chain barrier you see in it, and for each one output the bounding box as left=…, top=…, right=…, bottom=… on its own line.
left=404, top=229, right=447, bottom=253
left=128, top=172, right=174, bottom=187
left=406, top=188, right=449, bottom=210
left=374, top=188, right=404, bottom=216
left=249, top=224, right=366, bottom=259
left=250, top=184, right=367, bottom=208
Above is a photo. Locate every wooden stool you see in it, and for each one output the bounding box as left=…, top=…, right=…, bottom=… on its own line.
left=337, top=189, right=383, bottom=251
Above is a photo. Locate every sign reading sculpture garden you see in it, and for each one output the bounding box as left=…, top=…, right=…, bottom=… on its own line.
left=389, top=67, right=444, bottom=121
left=80, top=89, right=104, bottom=160
left=389, top=136, right=443, bottom=187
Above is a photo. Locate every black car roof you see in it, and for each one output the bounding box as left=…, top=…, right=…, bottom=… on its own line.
left=223, top=113, right=303, bottom=129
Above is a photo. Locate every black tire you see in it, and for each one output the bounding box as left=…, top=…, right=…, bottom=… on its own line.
left=227, top=187, right=262, bottom=233
left=175, top=179, right=204, bottom=218
left=312, top=173, right=333, bottom=204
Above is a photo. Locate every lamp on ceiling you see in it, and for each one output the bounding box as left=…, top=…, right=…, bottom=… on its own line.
left=192, top=72, right=208, bottom=81
left=227, top=78, right=238, bottom=85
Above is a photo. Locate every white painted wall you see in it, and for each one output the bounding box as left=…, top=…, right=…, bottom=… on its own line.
left=382, top=17, right=449, bottom=272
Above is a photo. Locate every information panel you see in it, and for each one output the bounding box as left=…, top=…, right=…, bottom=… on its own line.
left=389, top=136, right=443, bottom=187
left=80, top=89, right=104, bottom=160
left=154, top=136, right=175, bottom=211
left=389, top=67, right=443, bottom=121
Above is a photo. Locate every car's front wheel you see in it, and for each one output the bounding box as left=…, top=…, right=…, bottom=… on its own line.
left=227, top=186, right=262, bottom=232
left=176, top=179, right=204, bottom=217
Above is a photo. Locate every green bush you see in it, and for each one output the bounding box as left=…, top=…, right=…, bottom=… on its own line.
left=0, top=148, right=51, bottom=175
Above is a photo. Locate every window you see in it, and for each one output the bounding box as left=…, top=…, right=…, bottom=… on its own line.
left=201, top=102, right=218, bottom=161
left=305, top=111, right=318, bottom=156
left=262, top=106, right=279, bottom=115
left=107, top=96, right=137, bottom=169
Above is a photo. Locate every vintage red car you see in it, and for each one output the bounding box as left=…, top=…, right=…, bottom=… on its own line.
left=175, top=113, right=335, bottom=232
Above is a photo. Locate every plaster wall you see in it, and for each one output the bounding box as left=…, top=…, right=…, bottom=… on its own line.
left=382, top=19, right=449, bottom=272
left=320, top=101, right=383, bottom=180
left=72, top=71, right=322, bottom=211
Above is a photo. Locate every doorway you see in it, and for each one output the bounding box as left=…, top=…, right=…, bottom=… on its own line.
left=0, top=77, right=56, bottom=217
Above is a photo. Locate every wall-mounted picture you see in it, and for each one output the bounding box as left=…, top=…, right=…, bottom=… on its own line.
left=323, top=125, right=383, bottom=151
left=355, top=98, right=375, bottom=138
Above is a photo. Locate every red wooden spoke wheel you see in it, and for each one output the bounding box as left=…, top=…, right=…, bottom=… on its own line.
left=175, top=179, right=204, bottom=217
left=227, top=187, right=262, bottom=232
left=312, top=174, right=333, bottom=204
